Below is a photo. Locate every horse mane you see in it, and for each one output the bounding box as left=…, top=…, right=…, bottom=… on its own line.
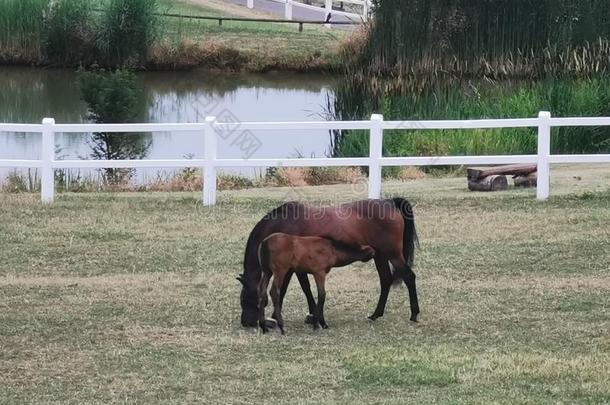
left=241, top=201, right=304, bottom=287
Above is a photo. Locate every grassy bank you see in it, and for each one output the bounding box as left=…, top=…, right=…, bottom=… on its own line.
left=1, top=165, right=609, bottom=403
left=0, top=0, right=345, bottom=72
left=153, top=0, right=345, bottom=72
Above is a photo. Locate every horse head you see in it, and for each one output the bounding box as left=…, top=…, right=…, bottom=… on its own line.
left=237, top=274, right=259, bottom=327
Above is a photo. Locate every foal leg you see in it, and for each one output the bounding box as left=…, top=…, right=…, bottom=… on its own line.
left=312, top=272, right=328, bottom=330
left=390, top=258, right=420, bottom=322
left=257, top=271, right=272, bottom=333
left=273, top=271, right=293, bottom=322
left=270, top=273, right=286, bottom=334
left=296, top=272, right=317, bottom=324
left=369, top=257, right=393, bottom=321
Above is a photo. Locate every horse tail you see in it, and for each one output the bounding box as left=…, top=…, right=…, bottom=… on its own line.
left=391, top=197, right=418, bottom=284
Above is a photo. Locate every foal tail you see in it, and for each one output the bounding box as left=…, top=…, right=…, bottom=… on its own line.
left=391, top=197, right=418, bottom=283
left=257, top=239, right=272, bottom=276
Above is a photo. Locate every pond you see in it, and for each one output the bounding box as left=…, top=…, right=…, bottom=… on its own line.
left=0, top=66, right=337, bottom=183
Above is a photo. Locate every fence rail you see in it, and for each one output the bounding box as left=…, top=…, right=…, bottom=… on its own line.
left=157, top=11, right=359, bottom=31
left=259, top=0, right=371, bottom=22
left=1, top=112, right=610, bottom=205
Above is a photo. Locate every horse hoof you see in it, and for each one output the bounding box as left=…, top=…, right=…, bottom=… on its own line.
left=321, top=323, right=329, bottom=329
left=410, top=315, right=419, bottom=323
left=368, top=314, right=381, bottom=321
left=305, top=314, right=315, bottom=324
left=264, top=318, right=278, bottom=330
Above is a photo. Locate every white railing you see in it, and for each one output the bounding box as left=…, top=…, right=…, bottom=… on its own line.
left=1, top=112, right=610, bottom=205
left=247, top=0, right=370, bottom=23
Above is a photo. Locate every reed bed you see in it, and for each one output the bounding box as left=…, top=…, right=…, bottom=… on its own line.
left=0, top=0, right=47, bottom=63
left=332, top=0, right=610, bottom=161
left=0, top=0, right=158, bottom=66
left=361, top=0, right=610, bottom=78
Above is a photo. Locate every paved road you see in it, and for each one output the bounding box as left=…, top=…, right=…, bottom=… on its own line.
left=227, top=0, right=359, bottom=24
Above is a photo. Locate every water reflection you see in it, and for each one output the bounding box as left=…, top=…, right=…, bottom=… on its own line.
left=0, top=67, right=337, bottom=182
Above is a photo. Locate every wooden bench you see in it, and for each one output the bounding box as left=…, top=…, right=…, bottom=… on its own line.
left=467, top=164, right=537, bottom=191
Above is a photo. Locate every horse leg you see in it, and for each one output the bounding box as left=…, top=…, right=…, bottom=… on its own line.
left=273, top=271, right=317, bottom=324
left=369, top=257, right=393, bottom=321
left=270, top=273, right=286, bottom=334
left=312, top=272, right=327, bottom=330
left=257, top=271, right=272, bottom=333
left=296, top=272, right=317, bottom=324
left=390, top=258, right=420, bottom=322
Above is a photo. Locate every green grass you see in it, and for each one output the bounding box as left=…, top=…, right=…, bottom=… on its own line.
left=333, top=77, right=610, bottom=161
left=1, top=165, right=609, bottom=403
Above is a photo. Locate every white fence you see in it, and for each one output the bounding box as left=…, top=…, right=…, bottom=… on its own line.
left=247, top=0, right=370, bottom=22
left=1, top=112, right=610, bottom=205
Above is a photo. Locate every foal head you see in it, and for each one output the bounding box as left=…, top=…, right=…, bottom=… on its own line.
left=359, top=245, right=375, bottom=262
left=329, top=239, right=375, bottom=267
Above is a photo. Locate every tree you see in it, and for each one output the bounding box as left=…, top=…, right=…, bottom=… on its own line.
left=79, top=68, right=151, bottom=184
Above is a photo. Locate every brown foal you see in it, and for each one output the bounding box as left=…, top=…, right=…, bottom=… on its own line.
left=257, top=233, right=375, bottom=334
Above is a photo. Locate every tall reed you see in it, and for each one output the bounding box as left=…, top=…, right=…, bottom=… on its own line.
left=0, top=0, right=48, bottom=62
left=0, top=0, right=160, bottom=66
left=46, top=0, right=96, bottom=64
left=333, top=0, right=610, bottom=164
left=360, top=0, right=610, bottom=78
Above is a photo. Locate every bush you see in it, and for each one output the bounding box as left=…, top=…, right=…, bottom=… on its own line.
left=98, top=0, right=159, bottom=66
left=79, top=68, right=151, bottom=183
left=45, top=0, right=96, bottom=64
left=1, top=170, right=39, bottom=192
left=263, top=167, right=364, bottom=187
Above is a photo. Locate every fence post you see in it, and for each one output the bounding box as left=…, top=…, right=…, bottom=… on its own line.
left=285, top=0, right=292, bottom=20
left=247, top=0, right=254, bottom=9
left=369, top=114, right=383, bottom=199
left=362, top=0, right=369, bottom=21
left=203, top=116, right=217, bottom=206
left=325, top=0, right=332, bottom=27
left=41, top=118, right=55, bottom=204
left=537, top=111, right=551, bottom=200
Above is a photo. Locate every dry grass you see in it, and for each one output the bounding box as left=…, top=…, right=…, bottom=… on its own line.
left=0, top=165, right=609, bottom=403
left=265, top=167, right=365, bottom=187
left=394, top=166, right=426, bottom=181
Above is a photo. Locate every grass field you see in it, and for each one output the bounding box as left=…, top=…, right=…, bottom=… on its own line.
left=1, top=165, right=609, bottom=403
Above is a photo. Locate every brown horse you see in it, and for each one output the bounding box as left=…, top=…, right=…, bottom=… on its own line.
left=257, top=233, right=375, bottom=334
left=238, top=198, right=419, bottom=327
